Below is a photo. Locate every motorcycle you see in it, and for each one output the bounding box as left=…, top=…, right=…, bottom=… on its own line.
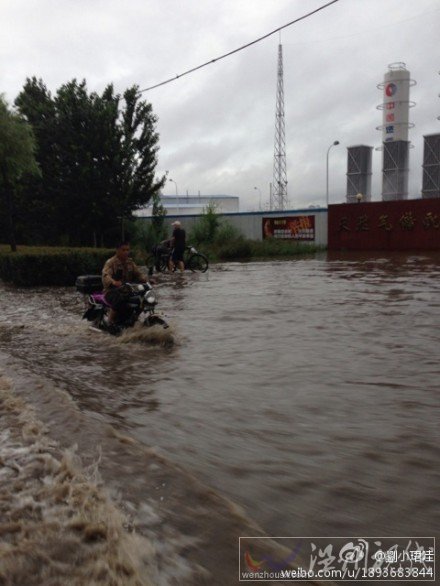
left=75, top=274, right=168, bottom=335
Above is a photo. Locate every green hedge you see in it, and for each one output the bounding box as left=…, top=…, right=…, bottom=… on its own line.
left=246, top=239, right=325, bottom=258
left=0, top=246, right=115, bottom=287
left=217, top=238, right=252, bottom=260
left=209, top=238, right=324, bottom=262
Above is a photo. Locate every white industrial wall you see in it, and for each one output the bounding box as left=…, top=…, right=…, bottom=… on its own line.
left=138, top=208, right=328, bottom=246
left=135, top=195, right=240, bottom=217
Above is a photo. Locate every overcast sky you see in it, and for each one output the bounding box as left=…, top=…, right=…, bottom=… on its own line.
left=2, top=0, right=439, bottom=210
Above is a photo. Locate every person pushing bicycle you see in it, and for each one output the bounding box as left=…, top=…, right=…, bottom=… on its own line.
left=163, top=220, right=186, bottom=273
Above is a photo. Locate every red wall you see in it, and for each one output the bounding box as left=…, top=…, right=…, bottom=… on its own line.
left=328, top=198, right=440, bottom=251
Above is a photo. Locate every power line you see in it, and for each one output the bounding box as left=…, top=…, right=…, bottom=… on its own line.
left=283, top=6, right=440, bottom=48
left=139, top=0, right=340, bottom=93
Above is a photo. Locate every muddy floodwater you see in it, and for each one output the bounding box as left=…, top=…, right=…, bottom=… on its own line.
left=0, top=252, right=439, bottom=584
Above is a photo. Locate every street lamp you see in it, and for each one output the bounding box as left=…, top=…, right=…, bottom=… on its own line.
left=254, top=186, right=262, bottom=211
left=326, top=140, right=340, bottom=207
left=169, top=178, right=179, bottom=215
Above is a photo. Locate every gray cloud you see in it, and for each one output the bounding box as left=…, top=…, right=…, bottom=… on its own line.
left=2, top=0, right=439, bottom=210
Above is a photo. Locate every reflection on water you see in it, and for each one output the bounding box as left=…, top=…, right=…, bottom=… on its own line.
left=0, top=252, right=439, bottom=542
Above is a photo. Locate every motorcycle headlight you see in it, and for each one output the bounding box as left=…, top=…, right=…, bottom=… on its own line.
left=146, top=292, right=157, bottom=305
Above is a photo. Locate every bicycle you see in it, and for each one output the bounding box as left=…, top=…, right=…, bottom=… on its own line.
left=147, top=244, right=209, bottom=274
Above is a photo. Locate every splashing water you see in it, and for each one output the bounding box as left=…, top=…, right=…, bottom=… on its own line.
left=117, top=323, right=176, bottom=348
left=0, top=374, right=159, bottom=585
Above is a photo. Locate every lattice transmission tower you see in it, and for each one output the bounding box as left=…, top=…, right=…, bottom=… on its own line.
left=272, top=43, right=288, bottom=210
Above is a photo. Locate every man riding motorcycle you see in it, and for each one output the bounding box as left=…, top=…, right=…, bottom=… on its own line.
left=102, top=242, right=147, bottom=329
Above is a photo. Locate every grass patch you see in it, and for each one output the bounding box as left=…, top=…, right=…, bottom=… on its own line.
left=198, top=238, right=324, bottom=262
left=247, top=239, right=325, bottom=258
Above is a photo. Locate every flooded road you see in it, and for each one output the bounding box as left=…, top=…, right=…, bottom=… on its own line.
left=0, top=252, right=439, bottom=581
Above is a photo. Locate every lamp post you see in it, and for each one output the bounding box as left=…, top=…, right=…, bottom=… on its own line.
left=169, top=178, right=179, bottom=215
left=326, top=140, right=340, bottom=207
left=254, top=186, right=262, bottom=211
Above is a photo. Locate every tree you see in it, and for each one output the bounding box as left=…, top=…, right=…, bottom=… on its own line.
left=117, top=87, right=164, bottom=219
left=0, top=97, right=39, bottom=251
left=13, top=78, right=60, bottom=244
left=190, top=202, right=221, bottom=244
left=15, top=78, right=165, bottom=246
left=146, top=189, right=168, bottom=247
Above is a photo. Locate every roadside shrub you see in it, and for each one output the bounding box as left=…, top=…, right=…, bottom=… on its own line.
left=213, top=221, right=243, bottom=245
left=249, top=239, right=319, bottom=257
left=124, top=219, right=167, bottom=263
left=210, top=237, right=324, bottom=262
left=217, top=238, right=252, bottom=260
left=188, top=203, right=221, bottom=245
left=125, top=189, right=169, bottom=256
left=0, top=246, right=114, bottom=287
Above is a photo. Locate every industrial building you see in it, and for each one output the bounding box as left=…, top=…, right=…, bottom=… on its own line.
left=135, top=194, right=239, bottom=217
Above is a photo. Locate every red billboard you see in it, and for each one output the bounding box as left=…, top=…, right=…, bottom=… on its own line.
left=328, top=198, right=440, bottom=251
left=263, top=216, right=315, bottom=240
